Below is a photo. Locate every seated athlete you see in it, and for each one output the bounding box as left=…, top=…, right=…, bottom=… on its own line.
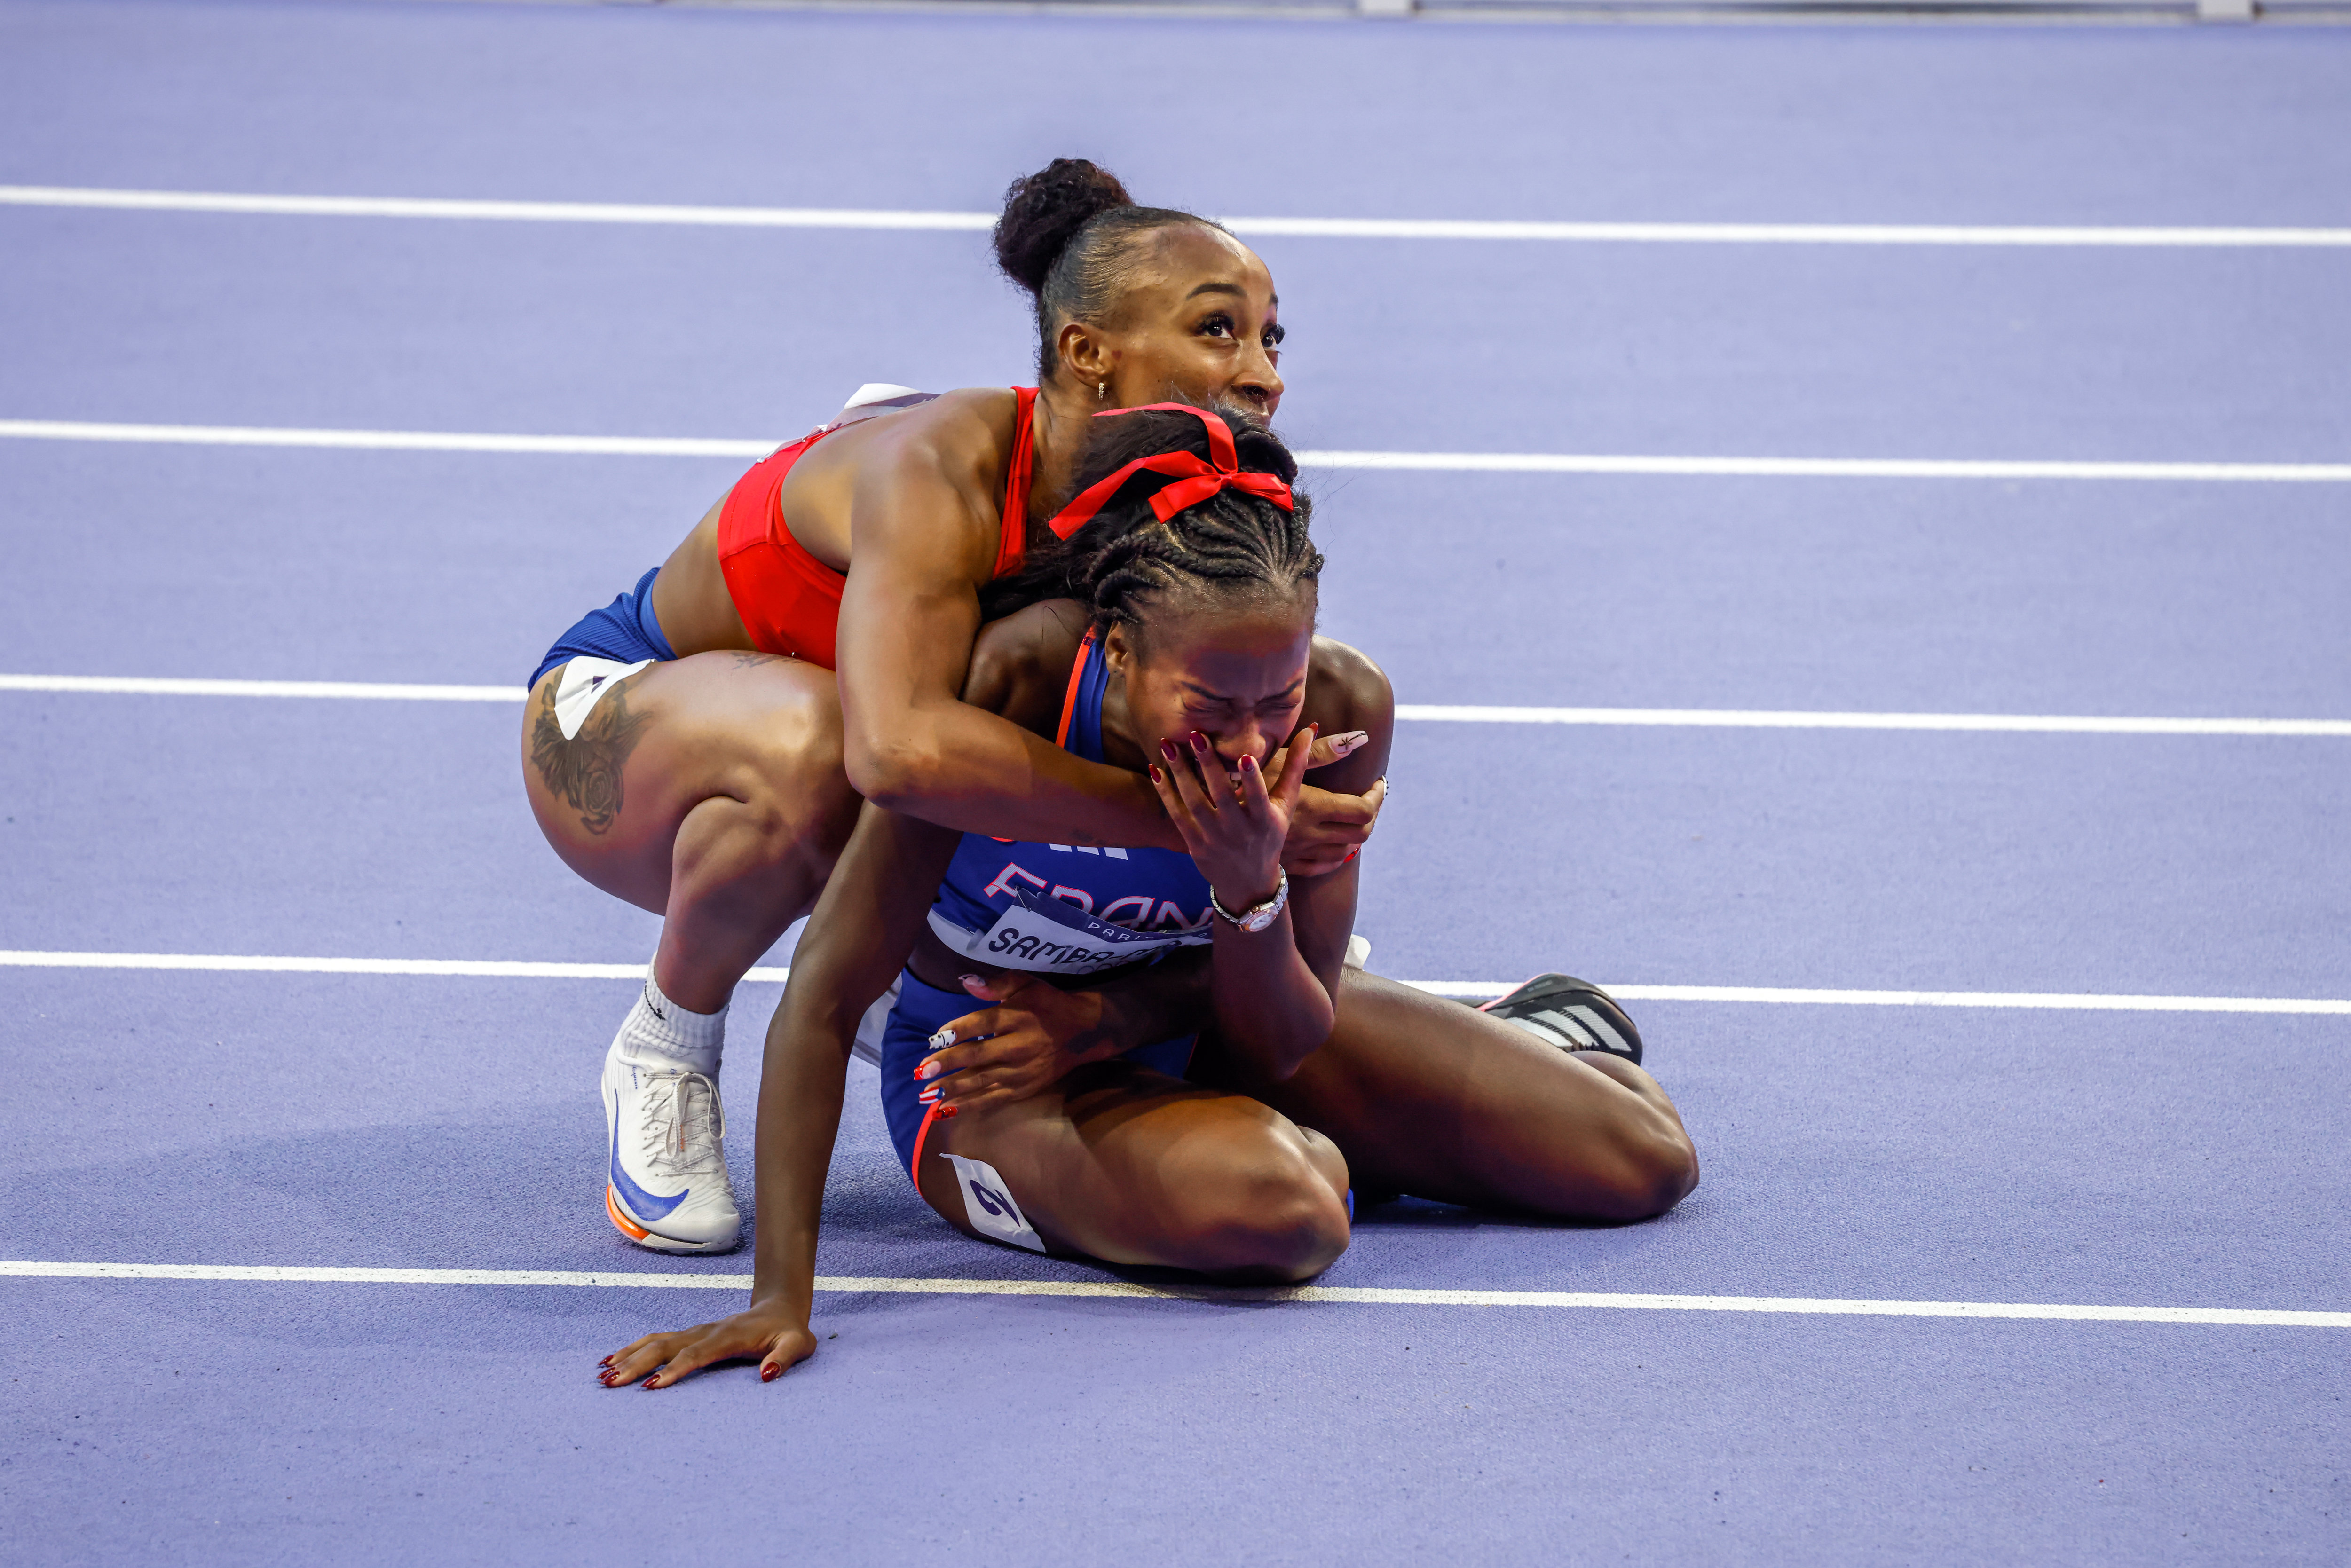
left=518, top=159, right=1383, bottom=1256
left=599, top=405, right=1701, bottom=1389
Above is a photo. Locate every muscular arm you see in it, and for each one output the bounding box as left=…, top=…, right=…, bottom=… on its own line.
left=830, top=405, right=1187, bottom=851
left=1198, top=639, right=1396, bottom=1081
left=748, top=803, right=961, bottom=1325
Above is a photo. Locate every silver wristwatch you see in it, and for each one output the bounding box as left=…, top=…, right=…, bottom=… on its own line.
left=1208, top=870, right=1289, bottom=933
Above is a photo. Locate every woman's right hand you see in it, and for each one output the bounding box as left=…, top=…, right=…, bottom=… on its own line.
left=600, top=1302, right=818, bottom=1390
left=1151, top=726, right=1313, bottom=907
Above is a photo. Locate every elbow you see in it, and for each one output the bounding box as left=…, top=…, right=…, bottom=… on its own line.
left=845, top=733, right=942, bottom=812
left=1261, top=1006, right=1338, bottom=1084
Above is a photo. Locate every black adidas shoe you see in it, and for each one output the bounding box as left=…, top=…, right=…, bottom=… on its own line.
left=1476, top=974, right=1643, bottom=1065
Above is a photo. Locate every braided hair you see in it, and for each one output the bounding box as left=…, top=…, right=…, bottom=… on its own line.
left=982, top=406, right=1323, bottom=648
left=993, top=158, right=1229, bottom=386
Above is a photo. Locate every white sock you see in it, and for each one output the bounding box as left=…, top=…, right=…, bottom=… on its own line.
left=612, top=965, right=728, bottom=1077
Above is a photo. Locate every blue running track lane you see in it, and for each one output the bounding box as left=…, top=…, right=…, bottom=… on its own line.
left=2, top=2, right=2347, bottom=1563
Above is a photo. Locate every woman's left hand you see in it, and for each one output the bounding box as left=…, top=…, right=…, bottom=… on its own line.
left=1150, top=725, right=1315, bottom=910
left=916, top=972, right=1115, bottom=1114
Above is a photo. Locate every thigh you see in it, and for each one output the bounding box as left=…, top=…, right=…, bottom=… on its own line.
left=1191, top=968, right=1698, bottom=1220
left=915, top=1062, right=1346, bottom=1276
left=520, top=650, right=850, bottom=913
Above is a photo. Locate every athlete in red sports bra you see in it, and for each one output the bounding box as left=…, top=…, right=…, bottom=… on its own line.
left=519, top=160, right=1385, bottom=1255
left=710, top=386, right=1039, bottom=670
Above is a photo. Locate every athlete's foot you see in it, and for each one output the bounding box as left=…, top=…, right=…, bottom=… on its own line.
left=1476, top=974, right=1644, bottom=1064
left=602, top=1041, right=742, bottom=1253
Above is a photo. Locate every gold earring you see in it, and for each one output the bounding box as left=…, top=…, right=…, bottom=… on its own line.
left=1097, top=381, right=1107, bottom=400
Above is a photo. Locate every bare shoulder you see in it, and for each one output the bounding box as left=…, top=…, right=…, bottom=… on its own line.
left=1300, top=637, right=1395, bottom=793
left=1303, top=637, right=1395, bottom=734
left=796, top=386, right=1017, bottom=497
left=962, top=599, right=1092, bottom=737
left=852, top=387, right=1018, bottom=483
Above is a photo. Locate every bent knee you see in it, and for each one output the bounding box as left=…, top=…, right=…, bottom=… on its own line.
left=1168, top=1144, right=1352, bottom=1284
left=1583, top=1127, right=1700, bottom=1222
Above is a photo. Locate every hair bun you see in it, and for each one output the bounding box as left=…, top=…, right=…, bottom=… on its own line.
left=994, top=158, right=1134, bottom=298
left=1228, top=418, right=1299, bottom=487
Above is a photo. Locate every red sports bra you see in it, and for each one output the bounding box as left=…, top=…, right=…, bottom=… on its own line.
left=714, top=387, right=1038, bottom=670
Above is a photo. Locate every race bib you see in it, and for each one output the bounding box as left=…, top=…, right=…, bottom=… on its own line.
left=941, top=1153, right=1046, bottom=1253
left=928, top=889, right=1209, bottom=977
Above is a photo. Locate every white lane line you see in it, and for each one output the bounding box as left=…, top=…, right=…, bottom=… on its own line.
left=0, top=674, right=529, bottom=701
left=0, top=419, right=765, bottom=458
left=2, top=951, right=2346, bottom=1014
left=1306, top=451, right=2351, bottom=483
left=4, top=1261, right=2344, bottom=1328
left=8, top=676, right=2346, bottom=739
left=0, top=950, right=785, bottom=983
left=1394, top=704, right=2351, bottom=738
left=0, top=186, right=995, bottom=232
left=5, top=418, right=2345, bottom=482
left=5, top=186, right=2347, bottom=249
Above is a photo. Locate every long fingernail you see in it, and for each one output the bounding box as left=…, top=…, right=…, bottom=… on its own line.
left=1332, top=731, right=1367, bottom=754
left=1149, top=764, right=1164, bottom=785
left=915, top=1062, right=936, bottom=1081
left=1160, top=740, right=1180, bottom=762
left=939, top=1103, right=960, bottom=1119
left=1190, top=731, right=1209, bottom=752
left=927, top=1026, right=955, bottom=1051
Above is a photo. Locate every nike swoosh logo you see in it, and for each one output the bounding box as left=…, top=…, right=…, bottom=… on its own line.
left=608, top=1088, right=689, bottom=1221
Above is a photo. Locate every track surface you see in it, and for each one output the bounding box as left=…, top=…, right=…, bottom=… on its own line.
left=2, top=3, right=2346, bottom=1564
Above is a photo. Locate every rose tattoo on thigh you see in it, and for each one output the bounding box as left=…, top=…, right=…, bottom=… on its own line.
left=531, top=673, right=651, bottom=836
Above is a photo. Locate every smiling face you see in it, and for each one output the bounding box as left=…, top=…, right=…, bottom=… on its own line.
left=1061, top=224, right=1286, bottom=421
left=1105, top=593, right=1316, bottom=777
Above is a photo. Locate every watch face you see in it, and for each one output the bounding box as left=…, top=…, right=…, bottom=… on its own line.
left=1241, top=906, right=1278, bottom=933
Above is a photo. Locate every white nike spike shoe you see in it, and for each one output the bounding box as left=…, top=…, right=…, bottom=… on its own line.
left=602, top=1042, right=742, bottom=1253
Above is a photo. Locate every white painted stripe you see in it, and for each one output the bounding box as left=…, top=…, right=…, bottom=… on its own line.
left=1302, top=450, right=2351, bottom=483
left=5, top=186, right=2346, bottom=249
left=3, top=1261, right=2343, bottom=1328
left=1392, top=704, right=2351, bottom=737
left=0, top=949, right=787, bottom=984
left=9, top=675, right=2345, bottom=740
left=5, top=419, right=2342, bottom=483
left=0, top=185, right=996, bottom=232
left=1225, top=216, right=2351, bottom=250
left=1593, top=985, right=2351, bottom=1016
left=0, top=673, right=529, bottom=701
left=0, top=419, right=766, bottom=458
left=2, top=951, right=2344, bottom=1015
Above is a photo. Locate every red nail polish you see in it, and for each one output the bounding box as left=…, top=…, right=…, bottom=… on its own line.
left=1160, top=740, right=1180, bottom=762
left=1190, top=731, right=1209, bottom=750
left=1149, top=764, right=1164, bottom=784
left=940, top=1103, right=960, bottom=1119
left=642, top=1377, right=659, bottom=1389
left=1240, top=754, right=1258, bottom=773
left=761, top=1364, right=780, bottom=1383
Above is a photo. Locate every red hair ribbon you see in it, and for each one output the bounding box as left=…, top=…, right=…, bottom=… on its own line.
left=1044, top=403, right=1295, bottom=541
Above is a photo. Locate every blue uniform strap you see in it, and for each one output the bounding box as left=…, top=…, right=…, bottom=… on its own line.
left=1051, top=626, right=1111, bottom=764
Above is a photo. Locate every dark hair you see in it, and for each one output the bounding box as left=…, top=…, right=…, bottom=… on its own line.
left=993, top=158, right=1226, bottom=384
left=982, top=406, right=1322, bottom=646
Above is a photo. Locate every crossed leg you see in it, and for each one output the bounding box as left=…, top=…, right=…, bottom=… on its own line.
left=1191, top=969, right=1700, bottom=1221
left=915, top=1062, right=1355, bottom=1285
